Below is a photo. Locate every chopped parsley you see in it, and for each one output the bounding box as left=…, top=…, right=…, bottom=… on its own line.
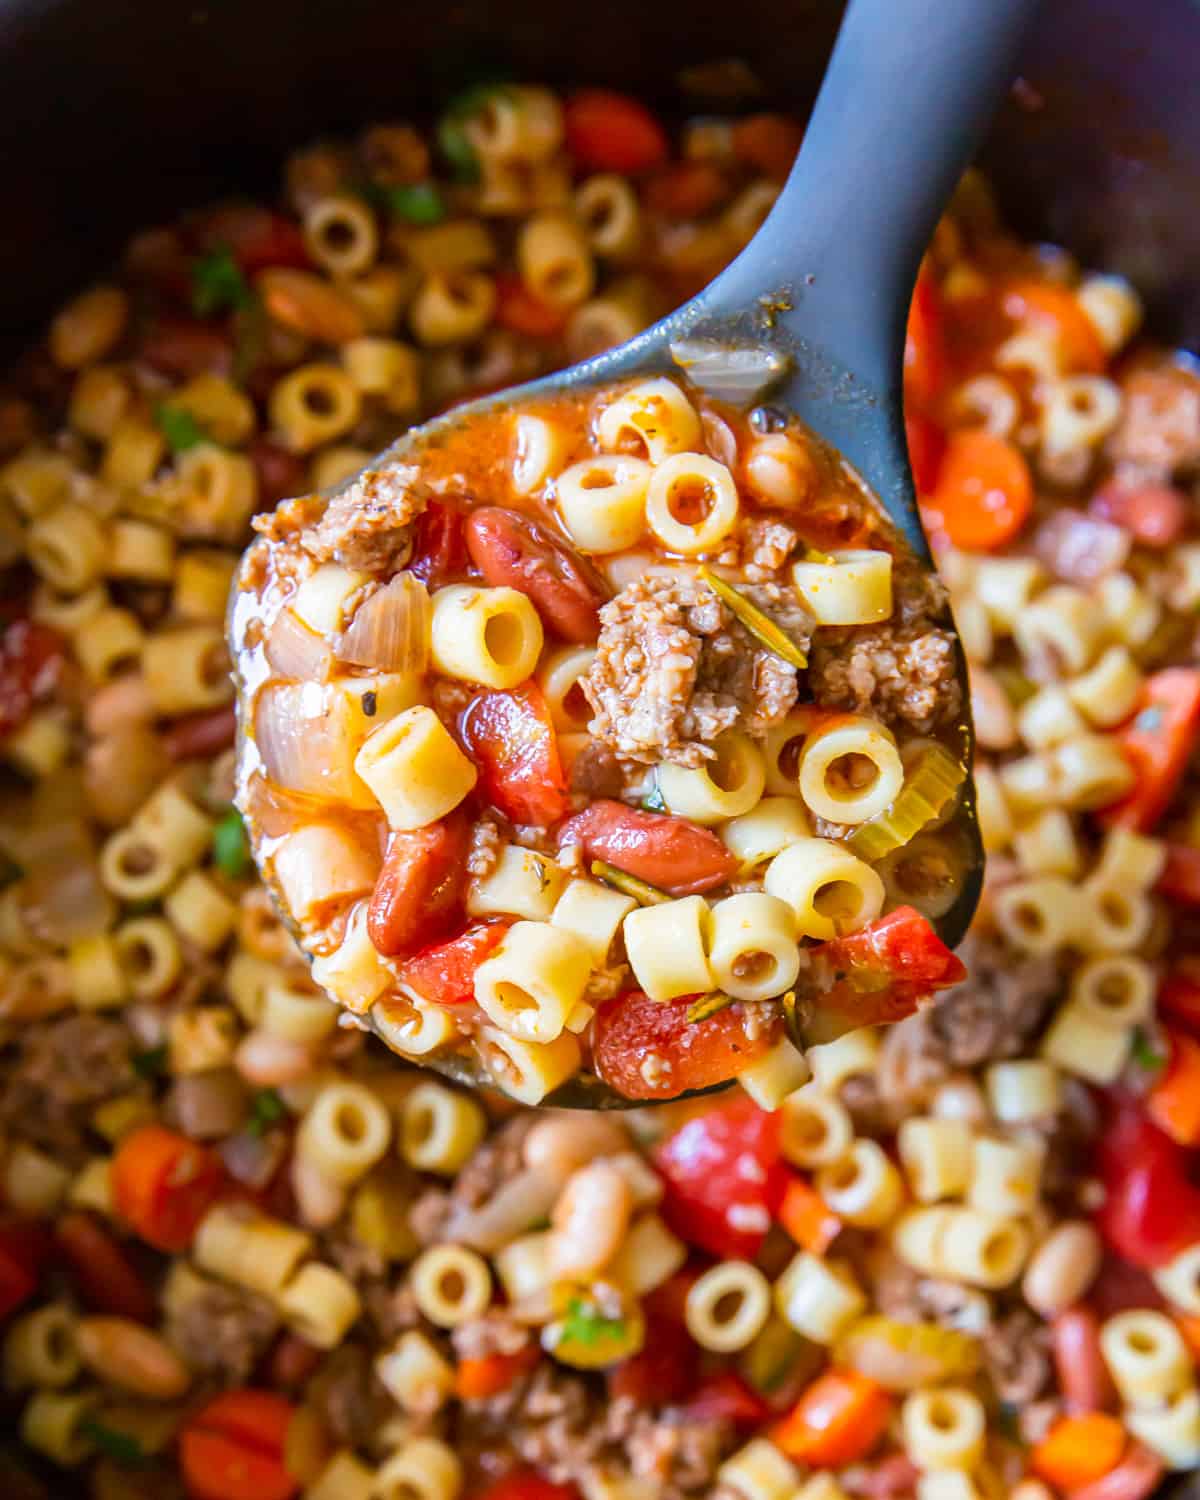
left=560, top=1295, right=626, bottom=1350
left=131, top=1045, right=169, bottom=1080
left=247, top=1088, right=287, bottom=1136
left=361, top=689, right=378, bottom=718
left=1131, top=1026, right=1167, bottom=1074
left=436, top=82, right=512, bottom=184
left=380, top=183, right=447, bottom=225
left=154, top=403, right=208, bottom=454
left=191, top=245, right=253, bottom=317
left=212, top=807, right=251, bottom=879
left=80, top=1418, right=147, bottom=1467
left=640, top=782, right=666, bottom=813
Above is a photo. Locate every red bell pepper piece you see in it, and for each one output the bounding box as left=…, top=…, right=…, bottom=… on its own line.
left=808, top=905, right=967, bottom=1025
left=461, top=682, right=569, bottom=828
left=1146, top=1029, right=1200, bottom=1146
left=563, top=90, right=668, bottom=175
left=1099, top=669, right=1200, bottom=832
left=653, top=1095, right=787, bottom=1259
left=396, top=922, right=513, bottom=1006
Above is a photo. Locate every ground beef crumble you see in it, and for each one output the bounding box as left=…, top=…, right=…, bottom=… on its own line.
left=0, top=1013, right=136, bottom=1159
left=583, top=572, right=808, bottom=766
left=165, top=1279, right=280, bottom=1386
left=294, top=462, right=429, bottom=570
left=809, top=618, right=962, bottom=735
left=983, top=1307, right=1053, bottom=1405
left=1107, top=359, right=1200, bottom=478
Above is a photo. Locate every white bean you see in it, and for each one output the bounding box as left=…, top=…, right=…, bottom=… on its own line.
left=76, top=1317, right=191, bottom=1400
left=235, top=1028, right=315, bottom=1088
left=290, top=1151, right=346, bottom=1230
left=546, top=1161, right=632, bottom=1280
left=522, top=1112, right=628, bottom=1179
left=1022, top=1220, right=1103, bottom=1317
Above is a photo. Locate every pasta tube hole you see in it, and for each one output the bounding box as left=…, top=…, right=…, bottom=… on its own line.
left=732, top=950, right=775, bottom=984
left=484, top=611, right=528, bottom=668
left=666, top=473, right=717, bottom=526
left=333, top=1100, right=371, bottom=1144
left=812, top=879, right=866, bottom=923
left=825, top=752, right=881, bottom=798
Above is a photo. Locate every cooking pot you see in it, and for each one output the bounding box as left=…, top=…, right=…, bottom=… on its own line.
left=0, top=0, right=1198, bottom=1491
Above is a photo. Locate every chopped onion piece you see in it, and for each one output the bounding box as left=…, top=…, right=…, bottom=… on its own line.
left=670, top=338, right=789, bottom=403
left=254, top=681, right=372, bottom=805
left=337, top=575, right=431, bottom=673
left=265, top=607, right=334, bottom=680
left=19, top=819, right=115, bottom=943
left=836, top=1314, right=980, bottom=1391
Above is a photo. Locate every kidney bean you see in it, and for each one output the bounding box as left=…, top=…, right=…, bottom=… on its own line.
left=409, top=499, right=468, bottom=590
left=1051, top=1305, right=1118, bottom=1413
left=367, top=810, right=471, bottom=958
left=465, top=506, right=608, bottom=643
left=161, top=704, right=237, bottom=761
left=76, top=1316, right=191, bottom=1400
left=138, top=315, right=233, bottom=378
left=1090, top=481, right=1188, bottom=548
left=558, top=799, right=737, bottom=895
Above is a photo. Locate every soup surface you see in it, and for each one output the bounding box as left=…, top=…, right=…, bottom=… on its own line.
left=0, top=80, right=1197, bottom=1500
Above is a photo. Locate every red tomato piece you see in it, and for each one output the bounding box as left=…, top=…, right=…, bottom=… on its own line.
left=730, top=114, right=805, bottom=180
left=455, top=1342, right=541, bottom=1401
left=653, top=1094, right=787, bottom=1258
left=557, top=799, right=737, bottom=896
left=193, top=204, right=310, bottom=273
left=0, top=619, right=63, bottom=739
left=180, top=1389, right=297, bottom=1500
left=1158, top=843, right=1200, bottom=905
left=461, top=682, right=569, bottom=828
left=111, top=1124, right=226, bottom=1253
left=773, top=1368, right=893, bottom=1466
left=1090, top=481, right=1187, bottom=548
left=474, top=1471, right=580, bottom=1500
left=396, top=921, right=513, bottom=1006
left=138, top=316, right=234, bottom=378
left=1099, top=669, right=1200, bottom=832
left=680, top=1371, right=770, bottom=1428
left=494, top=272, right=570, bottom=339
left=1159, top=965, right=1200, bottom=1029
left=593, top=989, right=780, bottom=1103
left=904, top=263, right=947, bottom=410
left=367, top=811, right=471, bottom=958
left=1096, top=1104, right=1200, bottom=1268
left=408, top=499, right=468, bottom=590
left=564, top=90, right=669, bottom=175
left=1051, top=1306, right=1118, bottom=1414
left=464, top=506, right=607, bottom=644
left=54, top=1212, right=155, bottom=1323
left=0, top=1219, right=47, bottom=1321
left=643, top=161, right=730, bottom=220
left=905, top=410, right=946, bottom=496
left=608, top=1312, right=694, bottom=1406
left=807, top=906, right=967, bottom=1026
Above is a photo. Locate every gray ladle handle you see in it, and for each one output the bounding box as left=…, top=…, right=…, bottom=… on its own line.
left=706, top=0, right=1042, bottom=397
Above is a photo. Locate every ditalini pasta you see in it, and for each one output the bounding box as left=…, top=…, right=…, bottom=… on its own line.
left=3, top=77, right=1196, bottom=1500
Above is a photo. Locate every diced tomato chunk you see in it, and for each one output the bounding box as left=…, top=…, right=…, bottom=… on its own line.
left=473, top=1472, right=581, bottom=1500
left=461, top=682, right=569, bottom=828
left=1158, top=843, right=1200, bottom=905
left=904, top=409, right=946, bottom=495
left=193, top=204, right=310, bottom=273
left=680, top=1371, right=770, bottom=1428
left=1099, top=669, right=1200, bottom=831
left=494, top=273, right=570, bottom=339
left=593, top=989, right=780, bottom=1103
left=564, top=90, right=668, bottom=175
left=653, top=1094, right=787, bottom=1258
left=1145, top=1028, right=1200, bottom=1146
left=0, top=1219, right=47, bottom=1321
left=807, top=906, right=966, bottom=1026
left=1160, top=964, right=1200, bottom=1028
left=0, top=619, right=63, bottom=739
left=396, top=921, right=513, bottom=1006
left=1096, top=1103, right=1200, bottom=1268
left=111, top=1124, right=226, bottom=1252
left=608, top=1312, right=694, bottom=1406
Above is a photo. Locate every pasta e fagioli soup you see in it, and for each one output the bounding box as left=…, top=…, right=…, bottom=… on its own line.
left=231, top=375, right=977, bottom=1104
